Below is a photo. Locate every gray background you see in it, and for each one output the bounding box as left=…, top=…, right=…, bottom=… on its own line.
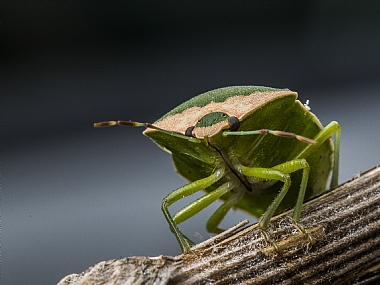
left=3, top=2, right=380, bottom=284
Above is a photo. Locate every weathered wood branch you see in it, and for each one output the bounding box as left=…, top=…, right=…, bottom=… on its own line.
left=58, top=166, right=380, bottom=285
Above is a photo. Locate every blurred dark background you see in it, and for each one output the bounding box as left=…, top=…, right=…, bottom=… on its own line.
left=3, top=2, right=380, bottom=284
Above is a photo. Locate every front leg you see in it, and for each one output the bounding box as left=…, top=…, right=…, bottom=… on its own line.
left=162, top=167, right=225, bottom=253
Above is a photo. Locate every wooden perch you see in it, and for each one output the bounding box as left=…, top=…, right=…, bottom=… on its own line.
left=58, top=166, right=380, bottom=285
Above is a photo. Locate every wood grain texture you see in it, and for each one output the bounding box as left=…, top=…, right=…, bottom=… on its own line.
left=57, top=166, right=380, bottom=285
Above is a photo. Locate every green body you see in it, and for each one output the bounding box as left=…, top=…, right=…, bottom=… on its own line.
left=145, top=86, right=340, bottom=252
left=96, top=86, right=341, bottom=253
left=147, top=87, right=332, bottom=217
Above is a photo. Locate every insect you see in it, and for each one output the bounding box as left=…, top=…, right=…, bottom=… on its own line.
left=95, top=86, right=340, bottom=253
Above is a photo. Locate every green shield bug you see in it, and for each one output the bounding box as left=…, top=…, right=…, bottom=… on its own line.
left=95, top=86, right=340, bottom=253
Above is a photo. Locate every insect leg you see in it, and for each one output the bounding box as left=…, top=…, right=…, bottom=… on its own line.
left=162, top=167, right=225, bottom=253
left=294, top=121, right=341, bottom=188
left=206, top=187, right=245, bottom=234
left=239, top=166, right=290, bottom=250
left=172, top=182, right=234, bottom=225
left=240, top=159, right=311, bottom=248
left=272, top=159, right=315, bottom=245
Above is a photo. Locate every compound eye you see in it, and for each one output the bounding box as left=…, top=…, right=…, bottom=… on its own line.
left=185, top=126, right=195, bottom=137
left=228, top=116, right=240, bottom=131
